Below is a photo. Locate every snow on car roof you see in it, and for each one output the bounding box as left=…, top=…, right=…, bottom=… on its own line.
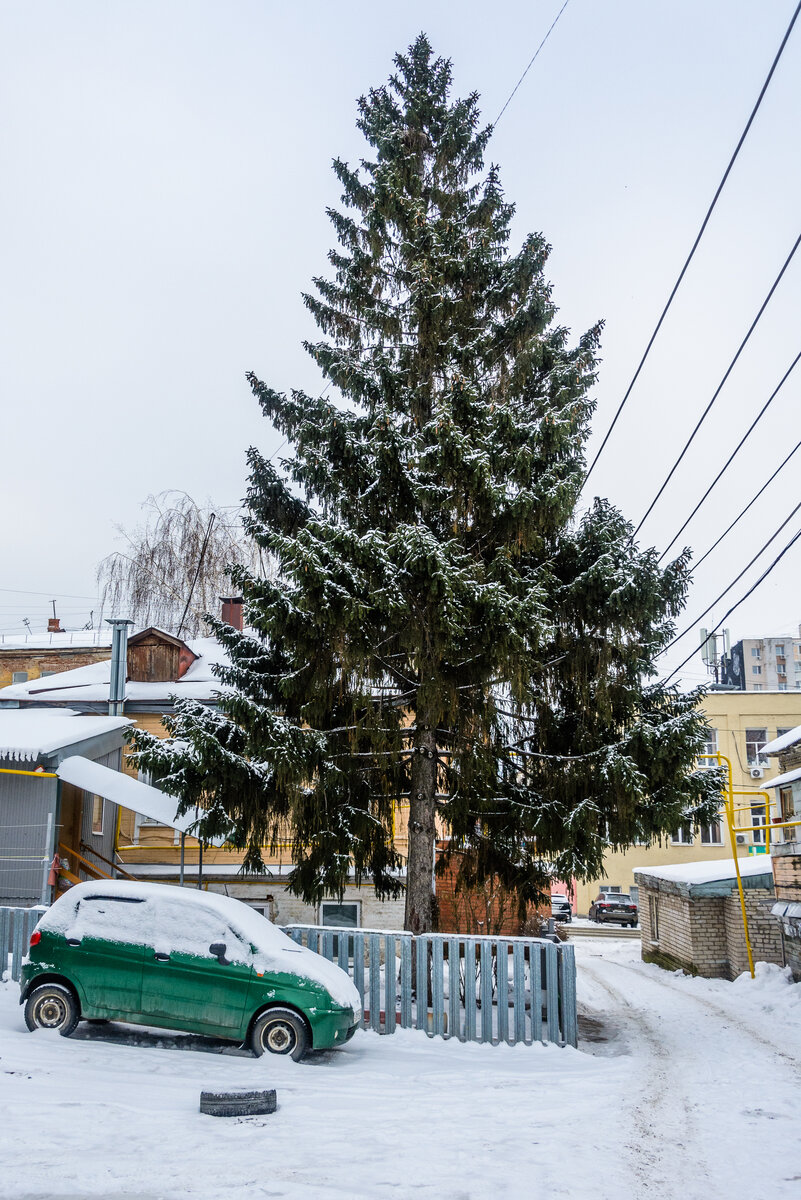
left=38, top=879, right=359, bottom=1009
left=633, top=856, right=773, bottom=886
left=0, top=709, right=131, bottom=761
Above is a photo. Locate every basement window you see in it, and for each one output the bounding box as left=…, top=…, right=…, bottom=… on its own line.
left=320, top=901, right=360, bottom=928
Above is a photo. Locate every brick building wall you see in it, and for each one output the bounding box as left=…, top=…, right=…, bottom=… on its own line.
left=639, top=879, right=781, bottom=980
left=0, top=646, right=110, bottom=688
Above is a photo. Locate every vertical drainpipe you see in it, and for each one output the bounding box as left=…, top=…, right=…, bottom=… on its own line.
left=107, top=618, right=133, bottom=716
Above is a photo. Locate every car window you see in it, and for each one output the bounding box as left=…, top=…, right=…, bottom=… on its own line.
left=67, top=895, right=148, bottom=945
left=151, top=899, right=251, bottom=963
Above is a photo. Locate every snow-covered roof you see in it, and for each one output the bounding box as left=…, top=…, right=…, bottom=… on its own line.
left=633, top=856, right=772, bottom=887
left=56, top=756, right=197, bottom=833
left=0, top=630, right=114, bottom=649
left=763, top=765, right=801, bottom=791
left=0, top=709, right=131, bottom=762
left=762, top=725, right=801, bottom=756
left=0, top=636, right=232, bottom=705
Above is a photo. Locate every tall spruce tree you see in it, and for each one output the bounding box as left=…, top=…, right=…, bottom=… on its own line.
left=131, top=36, right=721, bottom=933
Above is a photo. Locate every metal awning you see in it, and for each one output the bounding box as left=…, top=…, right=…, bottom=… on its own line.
left=56, top=755, right=199, bottom=835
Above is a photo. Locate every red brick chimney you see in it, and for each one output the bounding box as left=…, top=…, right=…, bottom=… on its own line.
left=220, top=597, right=244, bottom=631
left=47, top=617, right=62, bottom=633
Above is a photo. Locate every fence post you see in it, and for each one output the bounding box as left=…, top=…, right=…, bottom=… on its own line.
left=369, top=932, right=381, bottom=1031
left=559, top=943, right=578, bottom=1048
left=353, top=932, right=366, bottom=1027
left=415, top=936, right=428, bottom=1031
left=512, top=941, right=526, bottom=1045
left=544, top=942, right=560, bottom=1044
left=448, top=936, right=460, bottom=1040
left=496, top=940, right=509, bottom=1044
left=384, top=933, right=396, bottom=1033
left=431, top=938, right=445, bottom=1036
left=399, top=935, right=412, bottom=1028
left=480, top=940, right=493, bottom=1043
left=464, top=939, right=477, bottom=1042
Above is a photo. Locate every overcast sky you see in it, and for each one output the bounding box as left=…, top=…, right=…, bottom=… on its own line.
left=2, top=0, right=800, bottom=687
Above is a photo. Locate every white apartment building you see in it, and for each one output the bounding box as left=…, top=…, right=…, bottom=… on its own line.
left=721, top=630, right=801, bottom=692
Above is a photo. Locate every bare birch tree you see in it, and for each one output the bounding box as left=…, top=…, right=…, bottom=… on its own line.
left=97, top=491, right=263, bottom=637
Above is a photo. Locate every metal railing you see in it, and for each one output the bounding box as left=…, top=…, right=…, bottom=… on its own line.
left=1, top=906, right=45, bottom=983
left=281, top=925, right=577, bottom=1047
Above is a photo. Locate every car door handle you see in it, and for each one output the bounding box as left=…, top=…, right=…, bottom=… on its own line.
left=153, top=952, right=171, bottom=962
left=66, top=938, right=81, bottom=947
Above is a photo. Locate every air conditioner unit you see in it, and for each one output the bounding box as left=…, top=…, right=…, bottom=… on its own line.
left=736, top=835, right=746, bottom=844
left=750, top=766, right=765, bottom=779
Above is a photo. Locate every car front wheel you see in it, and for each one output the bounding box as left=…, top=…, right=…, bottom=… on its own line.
left=249, top=1007, right=309, bottom=1061
left=24, top=983, right=80, bottom=1037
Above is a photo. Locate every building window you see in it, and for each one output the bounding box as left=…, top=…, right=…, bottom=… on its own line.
left=319, top=901, right=361, bottom=928
left=11, top=671, right=28, bottom=684
left=780, top=786, right=796, bottom=842
left=752, top=665, right=762, bottom=675
left=777, top=728, right=794, bottom=738
left=750, top=805, right=766, bottom=845
left=754, top=684, right=763, bottom=691
left=751, top=647, right=761, bottom=658
left=775, top=644, right=785, bottom=656
left=779, top=683, right=788, bottom=691
left=700, top=821, right=722, bottom=844
left=745, top=728, right=768, bottom=766
left=91, top=795, right=104, bottom=836
left=671, top=826, right=693, bottom=845
left=599, top=885, right=622, bottom=894
left=39, top=670, right=57, bottom=677
left=649, top=895, right=660, bottom=942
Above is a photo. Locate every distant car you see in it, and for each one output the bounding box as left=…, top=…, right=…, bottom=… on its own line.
left=588, top=894, right=638, bottom=927
left=20, top=880, right=361, bottom=1060
left=550, top=893, right=572, bottom=923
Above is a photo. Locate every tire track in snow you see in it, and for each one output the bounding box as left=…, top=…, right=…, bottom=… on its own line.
left=579, top=959, right=712, bottom=1199
left=595, top=956, right=801, bottom=1084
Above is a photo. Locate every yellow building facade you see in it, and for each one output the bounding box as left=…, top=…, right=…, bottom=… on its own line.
left=571, top=690, right=801, bottom=915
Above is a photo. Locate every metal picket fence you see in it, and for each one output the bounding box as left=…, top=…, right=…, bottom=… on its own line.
left=282, top=925, right=577, bottom=1047
left=1, top=906, right=45, bottom=984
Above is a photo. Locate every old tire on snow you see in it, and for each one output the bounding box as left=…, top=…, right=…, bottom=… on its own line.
left=200, top=1088, right=277, bottom=1118
left=249, top=1007, right=309, bottom=1061
left=24, top=982, right=80, bottom=1037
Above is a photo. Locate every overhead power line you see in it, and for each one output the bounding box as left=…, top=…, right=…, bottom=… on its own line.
left=659, top=346, right=801, bottom=560
left=633, top=230, right=801, bottom=536
left=661, top=522, right=801, bottom=686
left=583, top=0, right=801, bottom=486
left=661, top=493, right=801, bottom=657
left=493, top=1, right=571, bottom=126
left=692, top=433, right=801, bottom=572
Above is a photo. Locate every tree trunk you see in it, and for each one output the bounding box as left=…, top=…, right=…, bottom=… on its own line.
left=404, top=721, right=437, bottom=933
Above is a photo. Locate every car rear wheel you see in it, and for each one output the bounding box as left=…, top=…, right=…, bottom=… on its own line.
left=249, top=1008, right=309, bottom=1061
left=25, top=983, right=80, bottom=1037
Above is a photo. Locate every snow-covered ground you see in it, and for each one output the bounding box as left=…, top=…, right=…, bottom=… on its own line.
left=1, top=939, right=800, bottom=1199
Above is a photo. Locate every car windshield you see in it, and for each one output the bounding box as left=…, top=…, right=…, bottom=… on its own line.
left=551, top=895, right=568, bottom=903
left=602, top=896, right=631, bottom=904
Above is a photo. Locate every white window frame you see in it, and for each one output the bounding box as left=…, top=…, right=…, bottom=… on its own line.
left=671, top=826, right=693, bottom=845
left=11, top=670, right=28, bottom=684
left=90, top=794, right=104, bottom=836
left=700, top=820, right=722, bottom=845
left=319, top=899, right=362, bottom=928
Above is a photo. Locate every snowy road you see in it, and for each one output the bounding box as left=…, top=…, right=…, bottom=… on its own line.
left=1, top=941, right=799, bottom=1199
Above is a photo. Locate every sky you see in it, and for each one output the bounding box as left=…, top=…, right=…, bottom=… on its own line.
left=2, top=0, right=800, bottom=687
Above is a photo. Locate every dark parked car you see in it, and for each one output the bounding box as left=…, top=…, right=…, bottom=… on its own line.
left=588, top=893, right=638, bottom=927
left=550, top=893, right=572, bottom=923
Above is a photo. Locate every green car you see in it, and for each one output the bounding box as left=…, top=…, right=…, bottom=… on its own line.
left=20, top=880, right=360, bottom=1060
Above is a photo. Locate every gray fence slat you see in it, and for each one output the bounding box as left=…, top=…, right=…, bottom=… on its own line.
left=512, top=941, right=526, bottom=1045
left=12, top=909, right=24, bottom=983
left=290, top=928, right=303, bottom=945
left=369, top=933, right=381, bottom=1031
left=307, top=929, right=318, bottom=955
left=337, top=930, right=349, bottom=973
left=530, top=945, right=542, bottom=1042
left=479, top=940, right=492, bottom=1043
left=0, top=908, right=9, bottom=982
left=321, top=930, right=334, bottom=962
left=353, top=932, right=366, bottom=1026
left=415, top=936, right=428, bottom=1031
left=448, top=936, right=460, bottom=1040
left=464, top=939, right=477, bottom=1041
left=400, top=935, right=412, bottom=1028
left=432, top=938, right=445, bottom=1037
left=497, top=940, right=509, bottom=1044
left=545, top=942, right=560, bottom=1044
left=560, top=942, right=578, bottom=1048
left=384, top=934, right=396, bottom=1034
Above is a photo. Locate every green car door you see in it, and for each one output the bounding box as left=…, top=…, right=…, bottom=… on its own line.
left=139, top=897, right=253, bottom=1034
left=61, top=893, right=146, bottom=1015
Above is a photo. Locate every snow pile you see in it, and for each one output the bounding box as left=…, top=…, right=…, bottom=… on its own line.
left=633, top=856, right=772, bottom=886
left=37, top=880, right=359, bottom=1010
left=0, top=709, right=131, bottom=761
left=762, top=724, right=801, bottom=756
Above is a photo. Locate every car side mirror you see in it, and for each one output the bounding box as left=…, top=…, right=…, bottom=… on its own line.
left=209, top=942, right=230, bottom=966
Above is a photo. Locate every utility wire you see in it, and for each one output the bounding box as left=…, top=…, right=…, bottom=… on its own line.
left=633, top=231, right=801, bottom=536
left=583, top=0, right=801, bottom=486
left=692, top=433, right=801, bottom=572
left=662, top=494, right=801, bottom=655
left=661, top=522, right=801, bottom=685
left=659, top=346, right=801, bottom=560
left=493, top=1, right=571, bottom=126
